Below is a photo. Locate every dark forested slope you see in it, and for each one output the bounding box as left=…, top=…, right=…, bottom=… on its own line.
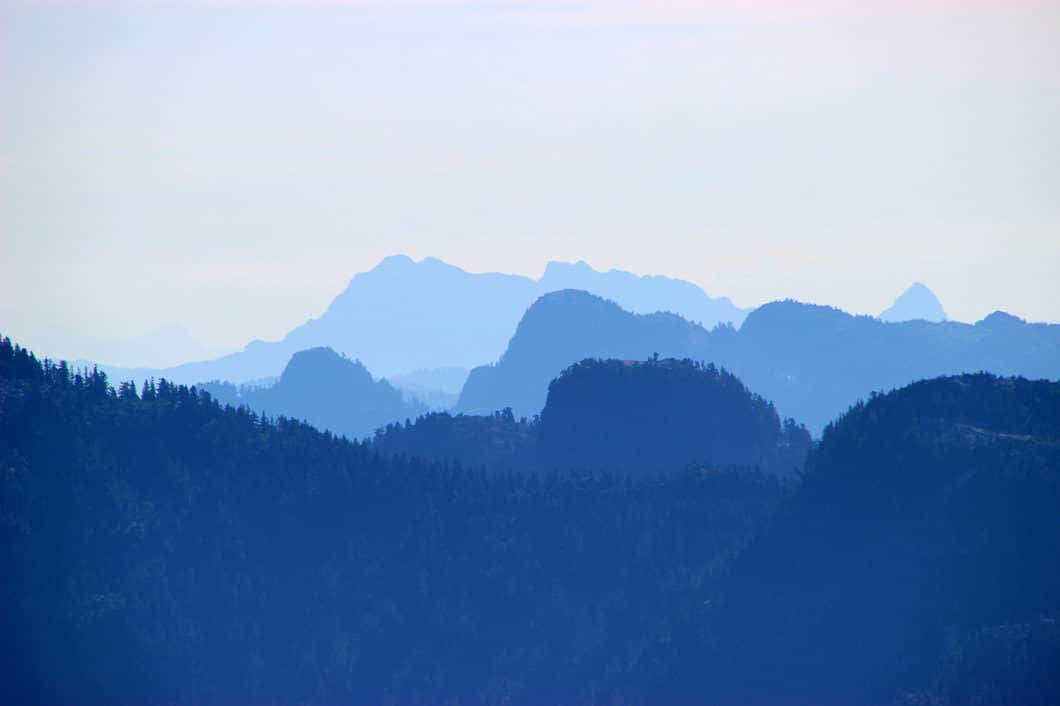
left=7, top=330, right=1057, bottom=706
left=642, top=373, right=1060, bottom=706
left=538, top=358, right=811, bottom=476
left=378, top=358, right=811, bottom=477
left=374, top=407, right=536, bottom=471
left=0, top=337, right=782, bottom=706
left=200, top=346, right=425, bottom=440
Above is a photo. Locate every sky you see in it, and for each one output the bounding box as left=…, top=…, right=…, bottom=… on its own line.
left=2, top=0, right=1059, bottom=366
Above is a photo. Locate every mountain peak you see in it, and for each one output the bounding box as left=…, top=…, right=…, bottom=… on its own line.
left=373, top=253, right=415, bottom=270
left=879, top=282, right=946, bottom=323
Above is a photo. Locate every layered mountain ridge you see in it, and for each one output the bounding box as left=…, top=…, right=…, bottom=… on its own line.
left=459, top=291, right=1060, bottom=435
left=89, top=255, right=746, bottom=385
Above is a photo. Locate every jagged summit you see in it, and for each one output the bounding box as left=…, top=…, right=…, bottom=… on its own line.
left=538, top=259, right=744, bottom=327
left=879, top=282, right=946, bottom=322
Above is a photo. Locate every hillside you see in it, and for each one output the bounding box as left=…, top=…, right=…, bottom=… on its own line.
left=374, top=408, right=536, bottom=471
left=537, top=358, right=811, bottom=477
left=4, top=335, right=1058, bottom=705
left=458, top=291, right=1060, bottom=434
left=380, top=357, right=810, bottom=477
left=200, top=347, right=425, bottom=440
left=643, top=373, right=1060, bottom=706
left=0, top=336, right=781, bottom=706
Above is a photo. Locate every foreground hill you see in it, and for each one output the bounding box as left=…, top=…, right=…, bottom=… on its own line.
left=92, top=256, right=744, bottom=385
left=458, top=291, right=1060, bottom=434
left=377, top=358, right=811, bottom=477
left=643, top=373, right=1060, bottom=705
left=199, top=347, right=425, bottom=440
left=0, top=336, right=780, bottom=705
left=4, top=334, right=1057, bottom=705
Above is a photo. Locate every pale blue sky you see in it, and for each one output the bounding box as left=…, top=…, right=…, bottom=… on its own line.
left=2, top=0, right=1059, bottom=366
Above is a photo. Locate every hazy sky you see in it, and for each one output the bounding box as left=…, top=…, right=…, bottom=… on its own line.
left=3, top=0, right=1059, bottom=366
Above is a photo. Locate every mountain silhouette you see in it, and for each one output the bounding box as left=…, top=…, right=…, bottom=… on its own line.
left=200, top=347, right=424, bottom=440
left=879, top=281, right=947, bottom=322
left=538, top=260, right=745, bottom=329
left=458, top=291, right=1060, bottom=434
left=89, top=255, right=745, bottom=385
left=649, top=374, right=1060, bottom=705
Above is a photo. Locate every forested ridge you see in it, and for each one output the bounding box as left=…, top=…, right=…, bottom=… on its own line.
left=3, top=335, right=1058, bottom=705
left=641, top=374, right=1060, bottom=706
left=375, top=357, right=811, bottom=477
left=0, top=336, right=783, bottom=705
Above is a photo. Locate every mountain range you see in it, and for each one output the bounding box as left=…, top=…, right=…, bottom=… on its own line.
left=458, top=290, right=1060, bottom=435
left=79, top=258, right=965, bottom=421
left=88, top=255, right=747, bottom=386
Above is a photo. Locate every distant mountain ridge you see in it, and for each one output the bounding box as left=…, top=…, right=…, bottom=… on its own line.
left=538, top=260, right=743, bottom=328
left=458, top=291, right=1060, bottom=435
left=388, top=366, right=470, bottom=410
left=91, top=255, right=747, bottom=385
